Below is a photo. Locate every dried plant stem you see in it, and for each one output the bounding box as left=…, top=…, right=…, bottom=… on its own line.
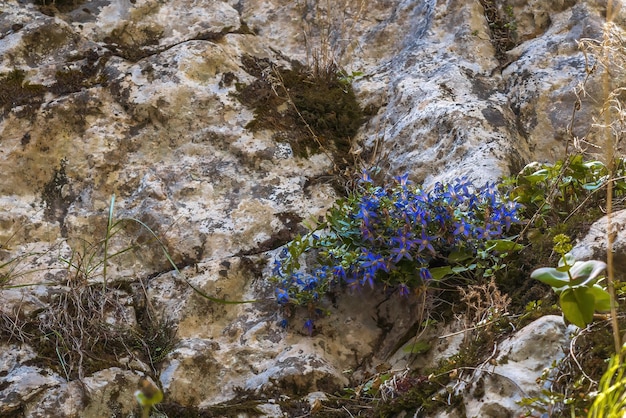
left=603, top=0, right=621, bottom=357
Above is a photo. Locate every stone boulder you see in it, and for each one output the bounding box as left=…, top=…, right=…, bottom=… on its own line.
left=571, top=209, right=626, bottom=278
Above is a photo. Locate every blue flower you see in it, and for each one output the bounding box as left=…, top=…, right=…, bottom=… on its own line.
left=416, top=229, right=437, bottom=255
left=474, top=223, right=501, bottom=240
left=408, top=204, right=429, bottom=227
left=354, top=197, right=379, bottom=228
left=390, top=231, right=417, bottom=263
left=359, top=170, right=373, bottom=184
left=497, top=202, right=521, bottom=231
left=453, top=178, right=471, bottom=197
left=304, top=319, right=314, bottom=335
left=272, top=259, right=284, bottom=277
left=302, top=275, right=318, bottom=291
left=315, top=266, right=329, bottom=280
left=442, top=184, right=461, bottom=204
left=333, top=265, right=347, bottom=280
left=453, top=219, right=472, bottom=237
left=419, top=267, right=433, bottom=281
left=398, top=283, right=410, bottom=297
left=361, top=250, right=389, bottom=273
left=395, top=173, right=412, bottom=187
left=360, top=268, right=376, bottom=288
left=276, top=288, right=290, bottom=305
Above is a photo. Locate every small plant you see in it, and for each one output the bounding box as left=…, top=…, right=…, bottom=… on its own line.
left=272, top=171, right=522, bottom=331
left=135, top=377, right=164, bottom=418
left=530, top=234, right=611, bottom=328
left=508, top=155, right=626, bottom=225
left=0, top=195, right=251, bottom=381
left=588, top=343, right=626, bottom=418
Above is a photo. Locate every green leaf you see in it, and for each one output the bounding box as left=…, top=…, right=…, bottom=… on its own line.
left=402, top=340, right=431, bottom=354
left=485, top=239, right=524, bottom=252
left=590, top=285, right=611, bottom=312
left=560, top=287, right=595, bottom=328
left=582, top=160, right=605, bottom=172
left=447, top=249, right=473, bottom=263
left=569, top=260, right=606, bottom=286
left=557, top=253, right=576, bottom=268
left=430, top=266, right=453, bottom=280
left=582, top=179, right=606, bottom=191
left=531, top=267, right=570, bottom=288
left=523, top=169, right=550, bottom=184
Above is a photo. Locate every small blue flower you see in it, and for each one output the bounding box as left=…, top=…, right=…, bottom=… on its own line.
left=355, top=197, right=379, bottom=227
left=498, top=203, right=520, bottom=231
left=395, top=173, right=412, bottom=187
left=272, top=259, right=284, bottom=277
left=398, top=283, right=410, bottom=297
left=333, top=265, right=347, bottom=280
left=474, top=223, right=501, bottom=240
left=361, top=250, right=389, bottom=273
left=360, top=268, right=376, bottom=289
left=416, top=229, right=436, bottom=255
left=315, top=266, right=329, bottom=279
left=302, top=275, right=318, bottom=291
left=419, top=267, right=433, bottom=281
left=304, top=319, right=314, bottom=335
left=276, top=288, right=290, bottom=305
left=390, top=232, right=417, bottom=263
left=453, top=219, right=472, bottom=237
left=359, top=170, right=373, bottom=184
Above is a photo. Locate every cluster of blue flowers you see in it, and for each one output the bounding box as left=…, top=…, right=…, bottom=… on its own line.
left=271, top=171, right=522, bottom=334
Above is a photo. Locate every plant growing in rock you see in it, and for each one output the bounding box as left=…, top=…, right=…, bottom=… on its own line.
left=0, top=195, right=248, bottom=381
left=530, top=234, right=611, bottom=328
left=135, top=377, right=164, bottom=418
left=588, top=343, right=626, bottom=418
left=271, top=171, right=522, bottom=332
left=508, top=155, right=626, bottom=225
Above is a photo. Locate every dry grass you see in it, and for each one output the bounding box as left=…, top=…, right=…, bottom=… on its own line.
left=298, top=0, right=367, bottom=74
left=458, top=277, right=511, bottom=345
left=0, top=202, right=179, bottom=383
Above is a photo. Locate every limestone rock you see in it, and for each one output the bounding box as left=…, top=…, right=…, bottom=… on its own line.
left=571, top=209, right=626, bottom=278
left=460, top=315, right=574, bottom=417
left=0, top=345, right=65, bottom=416
left=0, top=0, right=621, bottom=415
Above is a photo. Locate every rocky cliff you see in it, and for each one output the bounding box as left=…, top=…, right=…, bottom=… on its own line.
left=0, top=0, right=621, bottom=416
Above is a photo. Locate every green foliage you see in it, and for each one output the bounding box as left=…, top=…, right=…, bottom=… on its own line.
left=530, top=235, right=610, bottom=328
left=588, top=344, right=626, bottom=417
left=508, top=155, right=626, bottom=225
left=498, top=154, right=624, bottom=311
left=517, top=366, right=586, bottom=417
left=272, top=172, right=522, bottom=331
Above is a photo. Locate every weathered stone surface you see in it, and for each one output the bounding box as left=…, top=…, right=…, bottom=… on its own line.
left=0, top=345, right=65, bottom=416
left=571, top=209, right=626, bottom=278
left=0, top=0, right=621, bottom=415
left=445, top=315, right=574, bottom=418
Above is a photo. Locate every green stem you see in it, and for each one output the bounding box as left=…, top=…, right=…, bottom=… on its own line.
left=102, top=194, right=116, bottom=292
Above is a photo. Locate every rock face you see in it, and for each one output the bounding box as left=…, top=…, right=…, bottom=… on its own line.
left=0, top=0, right=621, bottom=416
left=455, top=315, right=575, bottom=418
left=571, top=209, right=626, bottom=278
